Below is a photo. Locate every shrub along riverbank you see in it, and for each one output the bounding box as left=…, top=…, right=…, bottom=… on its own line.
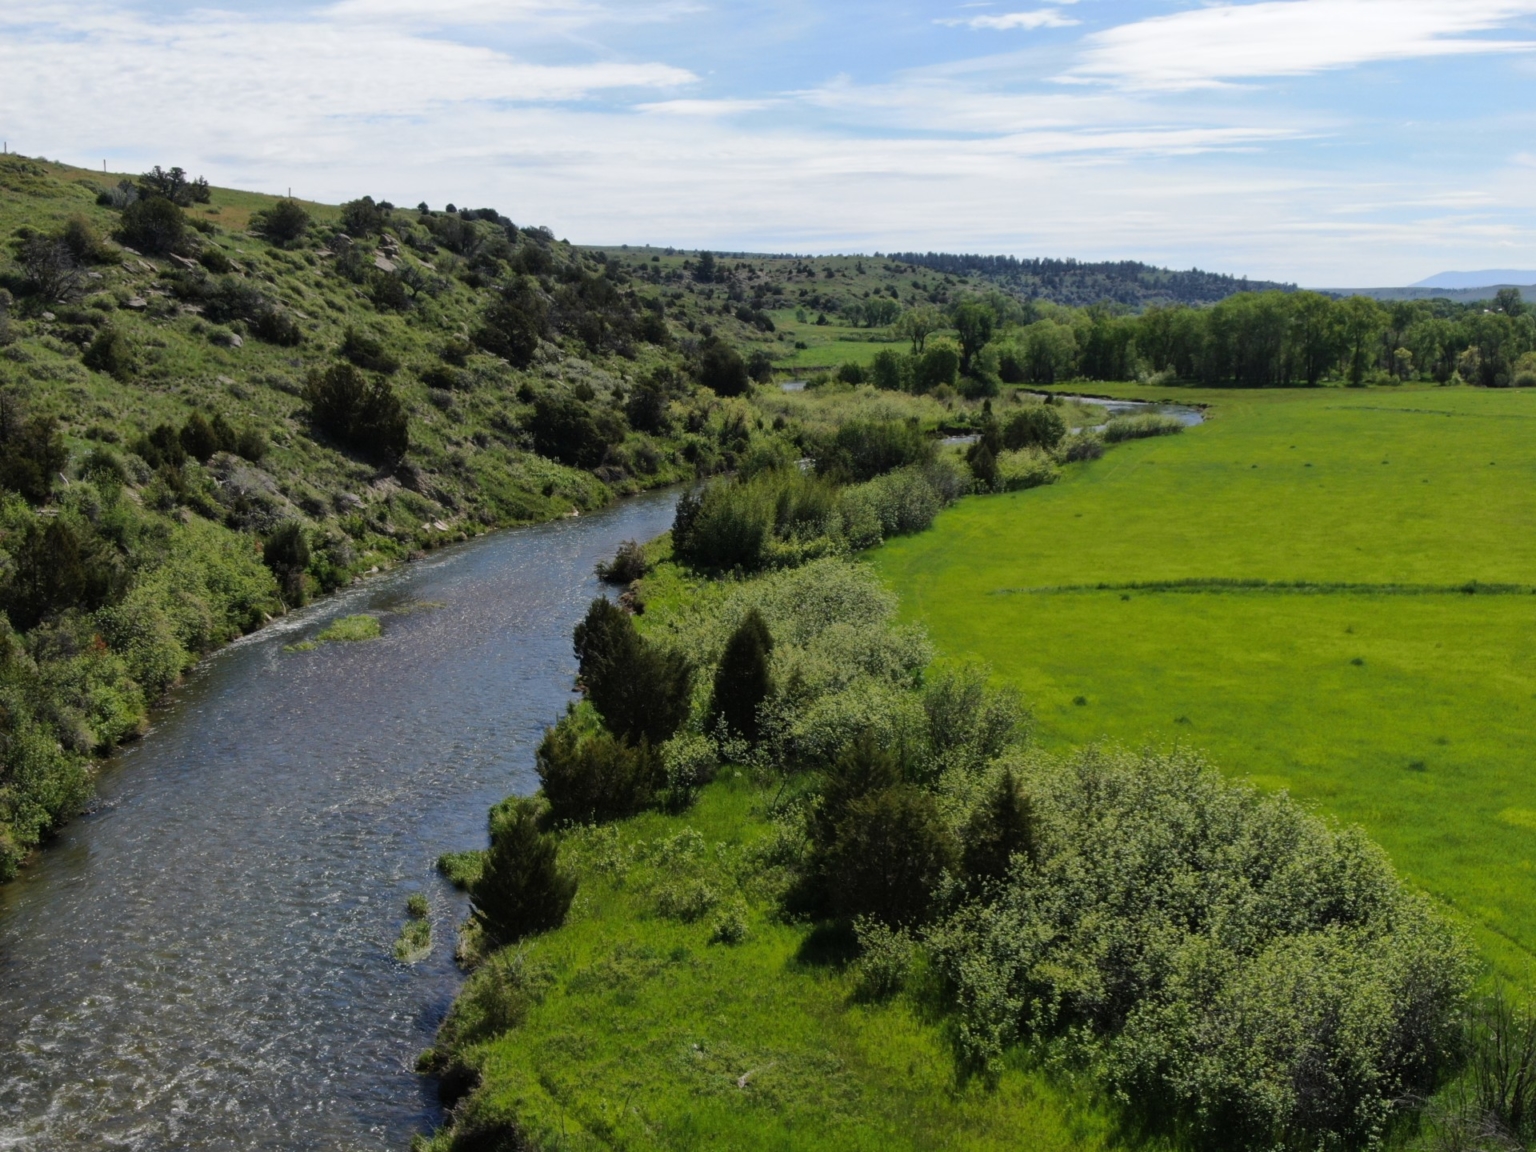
left=422, top=425, right=1488, bottom=1150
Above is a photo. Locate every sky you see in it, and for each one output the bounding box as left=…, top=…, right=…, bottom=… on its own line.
left=4, top=1, right=1536, bottom=285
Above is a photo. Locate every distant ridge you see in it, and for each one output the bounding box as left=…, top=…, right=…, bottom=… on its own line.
left=1412, top=270, right=1536, bottom=290
left=886, top=253, right=1295, bottom=307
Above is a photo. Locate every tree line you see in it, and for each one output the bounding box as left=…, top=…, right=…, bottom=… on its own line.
left=853, top=289, right=1536, bottom=392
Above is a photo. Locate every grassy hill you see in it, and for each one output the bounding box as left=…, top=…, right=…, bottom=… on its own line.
left=873, top=384, right=1536, bottom=975
left=0, top=154, right=807, bottom=877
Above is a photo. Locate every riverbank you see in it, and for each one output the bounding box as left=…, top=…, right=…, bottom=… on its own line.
left=422, top=528, right=1469, bottom=1152
left=0, top=488, right=684, bottom=1151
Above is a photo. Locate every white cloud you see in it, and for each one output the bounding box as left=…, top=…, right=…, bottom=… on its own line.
left=1071, top=0, right=1536, bottom=89
left=636, top=98, right=778, bottom=115
left=3, top=1, right=1536, bottom=283
left=939, top=8, right=1079, bottom=31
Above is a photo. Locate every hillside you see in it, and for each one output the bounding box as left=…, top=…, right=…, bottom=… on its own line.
left=0, top=154, right=813, bottom=878
left=885, top=252, right=1294, bottom=307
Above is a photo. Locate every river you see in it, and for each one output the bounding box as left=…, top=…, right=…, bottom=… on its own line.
left=0, top=488, right=681, bottom=1151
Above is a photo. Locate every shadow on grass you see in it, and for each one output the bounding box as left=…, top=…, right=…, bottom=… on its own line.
left=790, top=918, right=859, bottom=970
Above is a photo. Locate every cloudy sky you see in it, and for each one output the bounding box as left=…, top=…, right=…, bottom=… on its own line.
left=4, top=0, right=1536, bottom=284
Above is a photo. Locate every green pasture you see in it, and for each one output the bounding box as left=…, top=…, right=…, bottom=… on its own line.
left=432, top=775, right=1132, bottom=1152
left=873, top=385, right=1536, bottom=972
left=768, top=310, right=907, bottom=371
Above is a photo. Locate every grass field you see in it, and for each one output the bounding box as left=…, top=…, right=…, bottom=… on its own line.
left=872, top=385, right=1536, bottom=973
left=428, top=775, right=1135, bottom=1152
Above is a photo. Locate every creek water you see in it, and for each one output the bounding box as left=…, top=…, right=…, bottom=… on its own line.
left=0, top=488, right=681, bottom=1151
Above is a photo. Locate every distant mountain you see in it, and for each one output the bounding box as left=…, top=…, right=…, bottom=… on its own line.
left=884, top=253, right=1295, bottom=308
left=1412, top=270, right=1536, bottom=290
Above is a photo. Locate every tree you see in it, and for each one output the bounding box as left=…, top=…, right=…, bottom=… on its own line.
left=1289, top=292, right=1343, bottom=387
left=709, top=608, right=774, bottom=742
left=536, top=724, right=665, bottom=823
left=1002, top=406, right=1066, bottom=451
left=698, top=339, right=750, bottom=396
left=16, top=236, right=83, bottom=302
left=527, top=393, right=623, bottom=470
left=1340, top=295, right=1385, bottom=386
left=138, top=165, right=210, bottom=207
left=339, top=195, right=388, bottom=238
left=824, top=786, right=956, bottom=926
left=475, top=276, right=548, bottom=368
left=471, top=797, right=577, bottom=945
left=253, top=198, right=311, bottom=246
left=4, top=517, right=121, bottom=630
left=869, top=349, right=908, bottom=391
left=1495, top=287, right=1527, bottom=318
left=913, top=344, right=960, bottom=392
left=118, top=196, right=186, bottom=255
left=82, top=329, right=135, bottom=380
left=305, top=362, right=409, bottom=464
left=624, top=376, right=670, bottom=435
left=573, top=597, right=693, bottom=745
left=178, top=412, right=222, bottom=463
left=895, top=306, right=942, bottom=354
left=0, top=413, right=66, bottom=504
left=694, top=251, right=718, bottom=284
left=951, top=300, right=996, bottom=376
left=960, top=770, right=1037, bottom=884
left=262, top=521, right=310, bottom=606
left=967, top=441, right=998, bottom=492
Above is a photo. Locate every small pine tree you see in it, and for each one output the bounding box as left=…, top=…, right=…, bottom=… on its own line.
left=179, top=412, right=221, bottom=463
left=961, top=770, right=1038, bottom=884
left=710, top=608, right=774, bottom=742
left=825, top=786, right=957, bottom=927
left=573, top=597, right=692, bottom=745
left=471, top=798, right=577, bottom=946
left=263, top=521, right=310, bottom=606
left=968, top=442, right=998, bottom=492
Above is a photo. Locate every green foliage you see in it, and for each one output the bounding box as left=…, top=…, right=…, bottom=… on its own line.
left=339, top=195, right=388, bottom=237
left=823, top=784, right=956, bottom=927
left=252, top=198, right=311, bottom=245
left=1001, top=405, right=1066, bottom=451
left=815, top=418, right=935, bottom=483
left=117, top=196, right=186, bottom=255
left=1102, top=413, right=1184, bottom=442
left=536, top=719, right=664, bottom=824
left=709, top=607, right=774, bottom=742
left=137, top=165, right=210, bottom=207
left=951, top=300, right=996, bottom=376
left=315, top=614, right=380, bottom=643
left=475, top=275, right=547, bottom=368
left=472, top=796, right=578, bottom=946
left=526, top=392, right=623, bottom=470
left=914, top=343, right=960, bottom=392
left=338, top=327, right=399, bottom=374
left=304, top=362, right=409, bottom=464
left=698, top=339, right=750, bottom=397
left=967, top=442, right=998, bottom=492
left=82, top=328, right=135, bottom=380
left=927, top=749, right=1471, bottom=1148
left=573, top=597, right=692, bottom=745
left=262, top=521, right=310, bottom=606
left=959, top=769, right=1036, bottom=884
left=596, top=539, right=650, bottom=585
left=0, top=410, right=66, bottom=503
left=394, top=915, right=431, bottom=962
left=3, top=516, right=124, bottom=631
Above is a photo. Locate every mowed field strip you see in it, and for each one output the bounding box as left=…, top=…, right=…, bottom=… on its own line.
left=873, top=385, right=1536, bottom=972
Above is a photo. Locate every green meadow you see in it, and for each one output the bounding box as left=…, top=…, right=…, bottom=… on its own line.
left=425, top=775, right=1134, bottom=1152
left=873, top=385, right=1536, bottom=972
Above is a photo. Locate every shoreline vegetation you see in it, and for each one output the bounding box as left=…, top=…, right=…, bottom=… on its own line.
left=420, top=404, right=1522, bottom=1151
